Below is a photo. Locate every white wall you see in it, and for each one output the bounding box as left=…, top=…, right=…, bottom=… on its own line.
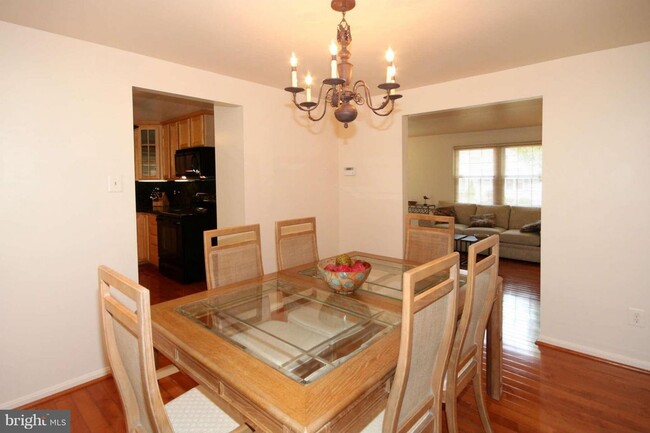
left=0, top=21, right=339, bottom=407
left=407, top=126, right=542, bottom=204
left=338, top=42, right=650, bottom=370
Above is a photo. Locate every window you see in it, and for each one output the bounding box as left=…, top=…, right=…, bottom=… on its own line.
left=455, top=144, right=542, bottom=206
left=456, top=148, right=495, bottom=204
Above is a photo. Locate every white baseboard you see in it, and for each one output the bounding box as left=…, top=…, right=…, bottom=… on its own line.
left=537, top=335, right=650, bottom=372
left=0, top=367, right=111, bottom=409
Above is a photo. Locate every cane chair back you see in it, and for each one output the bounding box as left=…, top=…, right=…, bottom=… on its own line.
left=98, top=266, right=251, bottom=433
left=275, top=217, right=319, bottom=270
left=362, top=253, right=459, bottom=433
left=204, top=224, right=264, bottom=290
left=443, top=235, right=499, bottom=433
left=404, top=213, right=455, bottom=264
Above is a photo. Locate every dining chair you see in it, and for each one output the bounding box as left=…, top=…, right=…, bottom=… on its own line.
left=443, top=235, right=499, bottom=433
left=404, top=213, right=455, bottom=264
left=203, top=224, right=264, bottom=290
left=361, top=252, right=459, bottom=433
left=275, top=216, right=319, bottom=270
left=98, top=266, right=252, bottom=433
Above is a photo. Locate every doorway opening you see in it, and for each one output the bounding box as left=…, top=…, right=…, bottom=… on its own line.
left=132, top=88, right=220, bottom=301
left=405, top=97, right=543, bottom=352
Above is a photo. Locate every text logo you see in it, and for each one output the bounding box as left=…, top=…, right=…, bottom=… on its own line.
left=0, top=411, right=70, bottom=433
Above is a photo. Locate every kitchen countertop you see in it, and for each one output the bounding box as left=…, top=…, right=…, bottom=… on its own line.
left=136, top=206, right=210, bottom=217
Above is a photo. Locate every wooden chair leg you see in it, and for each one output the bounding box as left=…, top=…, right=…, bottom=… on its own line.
left=472, top=366, right=494, bottom=433
left=444, top=380, right=459, bottom=433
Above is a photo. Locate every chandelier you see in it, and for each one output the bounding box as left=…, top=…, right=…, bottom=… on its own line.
left=285, top=0, right=402, bottom=128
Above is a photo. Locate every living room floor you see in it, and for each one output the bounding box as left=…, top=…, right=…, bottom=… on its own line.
left=24, top=260, right=650, bottom=432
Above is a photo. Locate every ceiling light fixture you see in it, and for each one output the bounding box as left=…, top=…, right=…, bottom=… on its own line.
left=285, top=0, right=402, bottom=128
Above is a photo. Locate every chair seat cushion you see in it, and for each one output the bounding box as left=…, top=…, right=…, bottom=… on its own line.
left=166, top=387, right=239, bottom=433
left=499, top=229, right=541, bottom=247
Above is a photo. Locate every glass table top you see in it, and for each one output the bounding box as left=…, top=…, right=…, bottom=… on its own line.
left=299, top=254, right=467, bottom=300
left=177, top=278, right=401, bottom=385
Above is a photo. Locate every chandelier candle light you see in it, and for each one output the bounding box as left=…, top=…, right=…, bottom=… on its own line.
left=285, top=0, right=402, bottom=128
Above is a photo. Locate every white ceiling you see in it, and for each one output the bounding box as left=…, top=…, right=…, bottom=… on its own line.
left=408, top=98, right=543, bottom=137
left=132, top=89, right=213, bottom=123
left=1, top=0, right=649, bottom=93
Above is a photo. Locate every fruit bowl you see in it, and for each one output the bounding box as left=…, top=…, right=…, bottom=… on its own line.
left=317, top=257, right=372, bottom=295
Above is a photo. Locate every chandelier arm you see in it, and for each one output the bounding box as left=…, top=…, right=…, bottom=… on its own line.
left=291, top=82, right=333, bottom=114
left=290, top=93, right=312, bottom=112
left=307, top=87, right=335, bottom=122
left=354, top=81, right=392, bottom=112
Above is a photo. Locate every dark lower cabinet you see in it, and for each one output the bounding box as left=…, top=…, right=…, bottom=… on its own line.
left=157, top=212, right=215, bottom=283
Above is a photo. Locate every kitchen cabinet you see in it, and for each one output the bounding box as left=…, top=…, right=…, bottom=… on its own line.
left=136, top=212, right=159, bottom=266
left=160, top=112, right=214, bottom=179
left=134, top=125, right=162, bottom=180
left=136, top=213, right=149, bottom=264
left=138, top=112, right=214, bottom=181
left=190, top=114, right=215, bottom=147
left=168, top=121, right=179, bottom=178
left=178, top=118, right=191, bottom=149
left=147, top=213, right=159, bottom=266
left=161, top=122, right=179, bottom=180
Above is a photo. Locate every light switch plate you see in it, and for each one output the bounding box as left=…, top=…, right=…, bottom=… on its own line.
left=343, top=167, right=356, bottom=176
left=108, top=175, right=123, bottom=193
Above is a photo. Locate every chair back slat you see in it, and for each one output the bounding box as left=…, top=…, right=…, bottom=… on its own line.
left=382, top=253, right=459, bottom=433
left=204, top=224, right=264, bottom=290
left=460, top=237, right=499, bottom=358
left=404, top=214, right=454, bottom=264
left=275, top=217, right=319, bottom=270
left=443, top=234, right=499, bottom=433
left=98, top=266, right=173, bottom=433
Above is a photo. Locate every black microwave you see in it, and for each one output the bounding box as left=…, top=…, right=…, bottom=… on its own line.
left=175, top=147, right=215, bottom=178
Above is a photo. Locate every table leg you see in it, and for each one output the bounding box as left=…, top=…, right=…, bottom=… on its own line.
left=486, top=277, right=503, bottom=400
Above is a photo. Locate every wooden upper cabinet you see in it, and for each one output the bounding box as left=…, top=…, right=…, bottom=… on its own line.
left=190, top=114, right=215, bottom=147
left=145, top=111, right=214, bottom=180
left=178, top=118, right=191, bottom=149
left=160, top=124, right=171, bottom=180
left=134, top=125, right=162, bottom=180
left=168, top=121, right=179, bottom=178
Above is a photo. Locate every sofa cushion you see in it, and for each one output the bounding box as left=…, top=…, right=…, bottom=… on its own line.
left=462, top=226, right=506, bottom=237
left=452, top=223, right=468, bottom=235
left=468, top=213, right=496, bottom=228
left=520, top=220, right=541, bottom=233
left=476, top=205, right=511, bottom=229
left=500, top=229, right=541, bottom=247
left=433, top=206, right=457, bottom=219
left=509, top=206, right=541, bottom=229
left=439, top=201, right=476, bottom=225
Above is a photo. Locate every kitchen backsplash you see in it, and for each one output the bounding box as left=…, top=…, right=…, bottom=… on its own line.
left=135, top=180, right=216, bottom=211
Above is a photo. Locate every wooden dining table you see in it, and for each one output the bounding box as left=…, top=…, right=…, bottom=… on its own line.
left=151, top=251, right=503, bottom=433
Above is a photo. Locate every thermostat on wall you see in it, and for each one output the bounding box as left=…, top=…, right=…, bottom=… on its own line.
left=343, top=167, right=356, bottom=176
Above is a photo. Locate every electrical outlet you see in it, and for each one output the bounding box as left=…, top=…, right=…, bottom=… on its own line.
left=628, top=308, right=645, bottom=328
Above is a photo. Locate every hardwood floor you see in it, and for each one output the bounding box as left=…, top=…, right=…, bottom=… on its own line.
left=23, top=260, right=650, bottom=432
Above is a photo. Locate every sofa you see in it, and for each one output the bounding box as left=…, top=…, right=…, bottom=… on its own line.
left=437, top=201, right=541, bottom=263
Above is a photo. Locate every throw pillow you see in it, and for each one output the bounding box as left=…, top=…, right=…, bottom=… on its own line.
left=468, top=213, right=496, bottom=228
left=433, top=206, right=457, bottom=219
left=520, top=220, right=541, bottom=233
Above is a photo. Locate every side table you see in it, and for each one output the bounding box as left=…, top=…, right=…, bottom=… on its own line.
left=455, top=234, right=490, bottom=267
left=407, top=204, right=435, bottom=214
